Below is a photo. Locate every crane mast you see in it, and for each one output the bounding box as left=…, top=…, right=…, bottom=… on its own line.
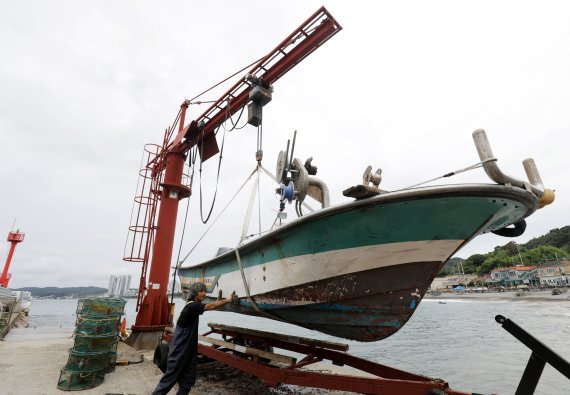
left=124, top=7, right=341, bottom=349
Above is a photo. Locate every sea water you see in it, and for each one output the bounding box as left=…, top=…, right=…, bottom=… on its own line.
left=26, top=298, right=570, bottom=394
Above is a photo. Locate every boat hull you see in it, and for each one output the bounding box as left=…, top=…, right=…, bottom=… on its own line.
left=227, top=260, right=441, bottom=341
left=179, top=184, right=537, bottom=341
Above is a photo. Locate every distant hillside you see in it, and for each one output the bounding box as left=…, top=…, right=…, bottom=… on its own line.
left=439, top=226, right=570, bottom=276
left=523, top=226, right=570, bottom=252
left=13, top=286, right=107, bottom=298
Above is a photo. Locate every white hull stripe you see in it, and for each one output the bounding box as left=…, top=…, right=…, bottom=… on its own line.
left=180, top=239, right=462, bottom=302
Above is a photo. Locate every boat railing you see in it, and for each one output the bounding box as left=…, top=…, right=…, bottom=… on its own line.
left=472, top=129, right=544, bottom=197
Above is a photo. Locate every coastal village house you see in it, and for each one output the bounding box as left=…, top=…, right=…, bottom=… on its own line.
left=489, top=265, right=537, bottom=287
left=488, top=262, right=569, bottom=287
left=431, top=260, right=570, bottom=291
left=430, top=274, right=479, bottom=291
left=536, top=261, right=568, bottom=286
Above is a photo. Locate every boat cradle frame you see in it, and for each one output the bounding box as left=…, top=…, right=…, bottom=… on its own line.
left=197, top=322, right=471, bottom=395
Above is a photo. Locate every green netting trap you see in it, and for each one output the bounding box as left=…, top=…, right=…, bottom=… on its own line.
left=74, top=316, right=119, bottom=336
left=72, top=332, right=118, bottom=353
left=65, top=349, right=114, bottom=371
left=57, top=297, right=126, bottom=391
left=57, top=368, right=106, bottom=391
left=76, top=297, right=127, bottom=318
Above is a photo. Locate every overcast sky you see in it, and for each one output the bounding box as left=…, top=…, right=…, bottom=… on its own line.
left=1, top=1, right=569, bottom=288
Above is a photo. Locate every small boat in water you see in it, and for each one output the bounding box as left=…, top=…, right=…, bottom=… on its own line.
left=179, top=130, right=554, bottom=342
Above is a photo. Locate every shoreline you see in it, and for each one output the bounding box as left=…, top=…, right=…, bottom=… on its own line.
left=424, top=289, right=570, bottom=302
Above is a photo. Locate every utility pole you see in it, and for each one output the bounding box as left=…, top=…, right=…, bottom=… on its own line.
left=515, top=243, right=524, bottom=265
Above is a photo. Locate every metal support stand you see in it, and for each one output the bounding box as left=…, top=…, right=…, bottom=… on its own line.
left=197, top=322, right=470, bottom=395
left=495, top=315, right=570, bottom=395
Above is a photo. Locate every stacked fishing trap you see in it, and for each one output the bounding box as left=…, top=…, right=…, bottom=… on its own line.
left=57, top=297, right=126, bottom=391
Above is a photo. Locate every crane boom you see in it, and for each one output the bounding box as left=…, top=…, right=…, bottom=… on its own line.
left=170, top=6, right=341, bottom=159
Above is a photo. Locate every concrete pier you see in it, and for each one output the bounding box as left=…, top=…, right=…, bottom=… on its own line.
left=0, top=327, right=164, bottom=394
left=0, top=326, right=349, bottom=394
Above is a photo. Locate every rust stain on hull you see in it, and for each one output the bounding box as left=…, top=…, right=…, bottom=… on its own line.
left=218, top=260, right=442, bottom=342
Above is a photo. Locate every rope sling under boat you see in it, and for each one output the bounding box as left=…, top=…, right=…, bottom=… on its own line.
left=175, top=160, right=287, bottom=320
left=234, top=164, right=287, bottom=321
left=171, top=100, right=287, bottom=319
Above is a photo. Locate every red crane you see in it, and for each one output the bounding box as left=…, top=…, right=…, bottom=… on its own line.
left=1, top=230, right=25, bottom=288
left=124, top=7, right=341, bottom=349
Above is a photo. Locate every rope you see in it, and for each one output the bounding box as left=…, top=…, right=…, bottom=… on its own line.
left=258, top=163, right=277, bottom=182
left=232, top=162, right=286, bottom=322
left=184, top=56, right=264, bottom=105
left=241, top=167, right=260, bottom=240
left=257, top=166, right=262, bottom=235
left=165, top=108, right=182, bottom=145
left=234, top=241, right=285, bottom=322
left=177, top=167, right=258, bottom=267
left=233, top=244, right=260, bottom=313
left=405, top=158, right=497, bottom=189
left=222, top=101, right=248, bottom=132
left=198, top=125, right=227, bottom=224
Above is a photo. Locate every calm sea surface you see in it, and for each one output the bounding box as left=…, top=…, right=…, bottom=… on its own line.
left=28, top=298, right=570, bottom=394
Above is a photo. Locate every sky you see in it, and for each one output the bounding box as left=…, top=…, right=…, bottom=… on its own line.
left=1, top=1, right=569, bottom=288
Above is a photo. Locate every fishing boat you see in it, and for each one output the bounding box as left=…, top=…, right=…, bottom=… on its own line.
left=0, top=287, right=30, bottom=339
left=178, top=130, right=553, bottom=342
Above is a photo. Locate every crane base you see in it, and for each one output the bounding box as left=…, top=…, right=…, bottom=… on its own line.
left=124, top=330, right=162, bottom=350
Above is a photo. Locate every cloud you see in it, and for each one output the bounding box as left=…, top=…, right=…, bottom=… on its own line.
left=1, top=1, right=569, bottom=288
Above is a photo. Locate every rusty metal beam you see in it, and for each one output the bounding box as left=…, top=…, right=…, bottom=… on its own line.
left=170, top=6, right=342, bottom=161
left=207, top=326, right=430, bottom=383
left=198, top=324, right=472, bottom=394
left=207, top=322, right=349, bottom=351
left=197, top=343, right=469, bottom=395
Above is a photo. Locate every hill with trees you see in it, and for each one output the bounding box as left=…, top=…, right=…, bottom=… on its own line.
left=12, top=286, right=107, bottom=298
left=439, top=226, right=570, bottom=276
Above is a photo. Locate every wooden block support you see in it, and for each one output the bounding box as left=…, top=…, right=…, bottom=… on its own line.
left=207, top=322, right=349, bottom=352
left=198, top=335, right=297, bottom=365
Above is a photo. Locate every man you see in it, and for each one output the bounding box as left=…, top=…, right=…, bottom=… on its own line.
left=152, top=282, right=232, bottom=395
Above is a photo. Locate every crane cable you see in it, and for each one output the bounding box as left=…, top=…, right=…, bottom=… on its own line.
left=405, top=158, right=497, bottom=189
left=176, top=166, right=259, bottom=267
left=198, top=124, right=227, bottom=224
left=185, top=56, right=264, bottom=106
left=232, top=123, right=285, bottom=321
left=143, top=56, right=267, bottom=325
left=233, top=162, right=285, bottom=322
left=197, top=91, right=253, bottom=224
